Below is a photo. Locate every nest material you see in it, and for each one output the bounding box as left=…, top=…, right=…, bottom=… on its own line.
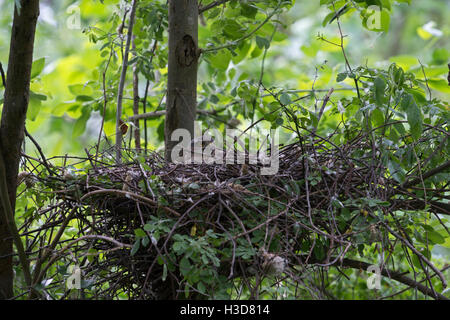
left=20, top=134, right=449, bottom=300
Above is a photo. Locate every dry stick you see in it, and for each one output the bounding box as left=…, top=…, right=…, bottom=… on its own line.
left=115, top=0, right=138, bottom=164
left=0, top=153, right=32, bottom=290
left=37, top=235, right=132, bottom=284
left=80, top=189, right=181, bottom=217
left=31, top=206, right=78, bottom=297
left=24, top=128, right=56, bottom=175
left=311, top=88, right=334, bottom=136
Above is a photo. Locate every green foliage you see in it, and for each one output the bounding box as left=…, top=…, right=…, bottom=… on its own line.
left=2, top=0, right=449, bottom=300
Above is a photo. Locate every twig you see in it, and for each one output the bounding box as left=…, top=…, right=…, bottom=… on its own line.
left=0, top=62, right=6, bottom=88
left=198, top=0, right=230, bottom=14
left=24, top=128, right=56, bottom=175
left=115, top=0, right=139, bottom=164
left=132, top=36, right=141, bottom=152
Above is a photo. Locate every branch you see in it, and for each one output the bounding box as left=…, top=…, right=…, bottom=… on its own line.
left=296, top=255, right=448, bottom=300
left=198, top=0, right=231, bottom=14
left=127, top=109, right=220, bottom=121
left=393, top=199, right=450, bottom=216
left=402, top=160, right=450, bottom=189
left=336, top=257, right=449, bottom=300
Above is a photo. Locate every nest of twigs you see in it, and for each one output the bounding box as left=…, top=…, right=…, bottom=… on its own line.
left=18, top=129, right=449, bottom=300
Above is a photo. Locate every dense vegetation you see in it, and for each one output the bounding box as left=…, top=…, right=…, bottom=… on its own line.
left=0, top=0, right=448, bottom=300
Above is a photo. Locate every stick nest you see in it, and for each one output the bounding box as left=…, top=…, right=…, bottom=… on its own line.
left=19, top=133, right=449, bottom=300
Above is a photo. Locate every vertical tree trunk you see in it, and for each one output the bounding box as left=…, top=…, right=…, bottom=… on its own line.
left=0, top=0, right=40, bottom=299
left=164, top=0, right=199, bottom=161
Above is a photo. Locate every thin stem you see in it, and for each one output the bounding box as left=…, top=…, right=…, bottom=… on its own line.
left=115, top=0, right=139, bottom=164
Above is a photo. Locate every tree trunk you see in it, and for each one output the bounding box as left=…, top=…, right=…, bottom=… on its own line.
left=0, top=0, right=40, bottom=299
left=164, top=0, right=199, bottom=161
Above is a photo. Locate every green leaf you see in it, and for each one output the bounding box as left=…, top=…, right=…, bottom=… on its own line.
left=401, top=94, right=423, bottom=140
left=371, top=108, right=385, bottom=127
left=208, top=50, right=232, bottom=70
left=374, top=76, right=386, bottom=106
left=387, top=156, right=405, bottom=183
left=223, top=20, right=244, bottom=40
left=72, top=107, right=91, bottom=138
left=240, top=4, right=257, bottom=19
left=179, top=257, right=191, bottom=276
left=426, top=230, right=445, bottom=244
left=27, top=91, right=47, bottom=121
left=75, top=95, right=94, bottom=102
left=255, top=36, right=270, bottom=49
left=134, top=228, right=146, bottom=238
left=142, top=236, right=150, bottom=247
left=337, top=72, right=347, bottom=82
left=31, top=58, right=46, bottom=79
left=280, top=93, right=291, bottom=105
left=380, top=9, right=390, bottom=32
left=207, top=8, right=220, bottom=20
left=131, top=240, right=140, bottom=256
left=68, top=84, right=93, bottom=96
